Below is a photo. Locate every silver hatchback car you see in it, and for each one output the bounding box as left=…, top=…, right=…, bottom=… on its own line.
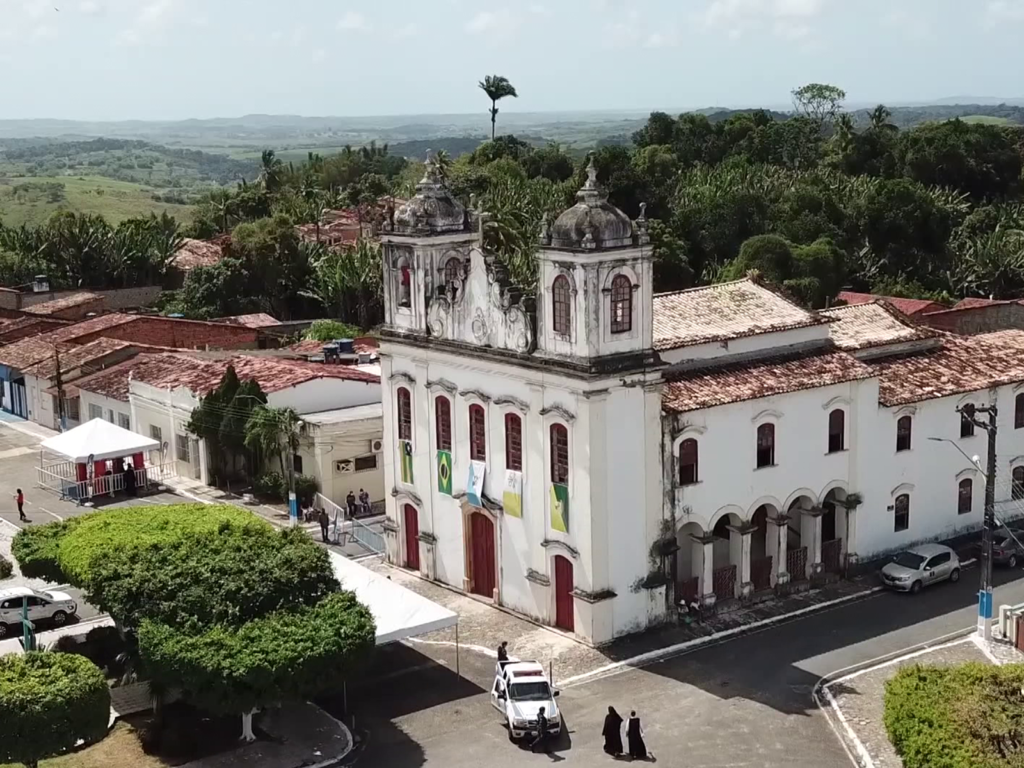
left=880, top=543, right=961, bottom=594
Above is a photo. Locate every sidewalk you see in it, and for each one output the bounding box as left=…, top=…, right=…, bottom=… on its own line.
left=373, top=558, right=883, bottom=686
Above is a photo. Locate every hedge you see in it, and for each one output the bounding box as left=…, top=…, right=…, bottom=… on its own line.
left=0, top=651, right=111, bottom=767
left=884, top=662, right=1024, bottom=768
left=0, top=554, right=12, bottom=580
left=138, top=590, right=375, bottom=716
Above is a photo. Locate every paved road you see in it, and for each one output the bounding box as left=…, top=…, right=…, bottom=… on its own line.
left=348, top=566, right=1024, bottom=768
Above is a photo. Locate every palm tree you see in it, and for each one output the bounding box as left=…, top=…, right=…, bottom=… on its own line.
left=244, top=405, right=302, bottom=482
left=258, top=149, right=284, bottom=194
left=868, top=104, right=897, bottom=134
left=433, top=149, right=453, bottom=185
left=478, top=75, right=518, bottom=141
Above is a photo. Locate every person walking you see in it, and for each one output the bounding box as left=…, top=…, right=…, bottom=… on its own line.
left=318, top=508, right=330, bottom=544
left=626, top=711, right=647, bottom=760
left=602, top=706, right=624, bottom=756
left=14, top=488, right=26, bottom=522
left=531, top=707, right=550, bottom=753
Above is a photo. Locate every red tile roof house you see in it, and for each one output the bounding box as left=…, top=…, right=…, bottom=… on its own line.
left=21, top=291, right=107, bottom=321
left=835, top=291, right=947, bottom=317
left=74, top=352, right=382, bottom=494
left=918, top=297, right=1024, bottom=335
left=0, top=314, right=259, bottom=425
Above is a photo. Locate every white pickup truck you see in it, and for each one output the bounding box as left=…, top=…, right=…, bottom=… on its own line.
left=490, top=660, right=562, bottom=742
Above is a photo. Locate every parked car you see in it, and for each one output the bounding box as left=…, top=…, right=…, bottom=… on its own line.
left=987, top=529, right=1024, bottom=568
left=491, top=660, right=562, bottom=743
left=880, top=544, right=961, bottom=594
left=0, top=586, right=78, bottom=638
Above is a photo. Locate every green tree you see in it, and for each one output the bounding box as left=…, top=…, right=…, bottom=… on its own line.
left=478, top=75, right=519, bottom=141
left=187, top=366, right=241, bottom=481
left=304, top=319, right=362, bottom=341
left=0, top=651, right=110, bottom=768
left=244, top=405, right=302, bottom=486
left=792, top=83, right=847, bottom=128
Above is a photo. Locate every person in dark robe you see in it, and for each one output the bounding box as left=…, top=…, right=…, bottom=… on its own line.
left=602, top=706, right=624, bottom=756
left=626, top=711, right=647, bottom=760
left=123, top=463, right=137, bottom=497
left=497, top=640, right=509, bottom=663
left=346, top=490, right=357, bottom=517
left=318, top=508, right=330, bottom=543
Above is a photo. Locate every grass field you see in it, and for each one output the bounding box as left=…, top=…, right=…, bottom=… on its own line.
left=959, top=114, right=1012, bottom=125
left=0, top=722, right=164, bottom=768
left=0, top=175, right=193, bottom=228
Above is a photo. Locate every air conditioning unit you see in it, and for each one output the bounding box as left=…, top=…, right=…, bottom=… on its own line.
left=335, top=459, right=354, bottom=474
left=370, top=438, right=384, bottom=453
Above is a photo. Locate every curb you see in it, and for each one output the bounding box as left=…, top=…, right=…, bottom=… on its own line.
left=303, top=703, right=356, bottom=768
left=559, top=583, right=885, bottom=687
left=812, top=627, right=976, bottom=768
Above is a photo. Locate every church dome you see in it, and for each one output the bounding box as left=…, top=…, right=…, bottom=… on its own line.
left=547, top=156, right=635, bottom=251
left=392, top=154, right=467, bottom=235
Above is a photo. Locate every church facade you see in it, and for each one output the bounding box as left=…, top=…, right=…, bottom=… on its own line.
left=378, top=155, right=1024, bottom=645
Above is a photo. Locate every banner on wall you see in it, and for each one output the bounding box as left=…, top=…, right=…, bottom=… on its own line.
left=502, top=470, right=523, bottom=518
left=437, top=450, right=453, bottom=496
left=400, top=440, right=414, bottom=484
left=467, top=460, right=486, bottom=507
left=550, top=483, right=569, bottom=533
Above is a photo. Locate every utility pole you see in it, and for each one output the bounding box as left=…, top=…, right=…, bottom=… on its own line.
left=958, top=402, right=997, bottom=641
left=53, top=345, right=67, bottom=432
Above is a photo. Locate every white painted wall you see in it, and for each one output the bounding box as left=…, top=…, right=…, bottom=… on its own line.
left=79, top=390, right=131, bottom=431
left=299, top=415, right=385, bottom=508
left=269, top=377, right=381, bottom=415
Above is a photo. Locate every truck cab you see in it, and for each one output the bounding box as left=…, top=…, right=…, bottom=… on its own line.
left=490, top=660, right=561, bottom=742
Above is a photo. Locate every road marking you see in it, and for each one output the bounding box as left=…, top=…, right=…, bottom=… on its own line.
left=38, top=506, right=63, bottom=521
left=405, top=636, right=499, bottom=659
left=970, top=633, right=1003, bottom=665
left=820, top=682, right=877, bottom=768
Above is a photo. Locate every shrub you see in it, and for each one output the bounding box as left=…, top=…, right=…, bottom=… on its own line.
left=81, top=625, right=125, bottom=672
left=50, top=635, right=82, bottom=654
left=254, top=471, right=285, bottom=501
left=884, top=662, right=1024, bottom=768
left=304, top=319, right=361, bottom=342
left=0, top=554, right=12, bottom=580
left=295, top=475, right=319, bottom=507
left=0, top=651, right=111, bottom=767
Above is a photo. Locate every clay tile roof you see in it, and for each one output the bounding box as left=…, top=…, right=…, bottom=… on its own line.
left=819, top=301, right=939, bottom=351
left=0, top=316, right=68, bottom=342
left=227, top=355, right=381, bottom=390
left=836, top=291, right=945, bottom=317
left=218, top=313, right=282, bottom=329
left=171, top=238, right=224, bottom=271
left=0, top=315, right=134, bottom=370
left=870, top=331, right=1024, bottom=407
left=287, top=337, right=379, bottom=355
left=23, top=337, right=134, bottom=379
left=662, top=350, right=874, bottom=413
left=44, top=313, right=135, bottom=344
left=23, top=292, right=103, bottom=316
left=653, top=278, right=826, bottom=351
left=953, top=297, right=1007, bottom=309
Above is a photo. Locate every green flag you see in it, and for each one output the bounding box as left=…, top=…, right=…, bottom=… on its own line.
left=401, top=440, right=414, bottom=484
left=550, top=483, right=569, bottom=533
left=437, top=450, right=452, bottom=495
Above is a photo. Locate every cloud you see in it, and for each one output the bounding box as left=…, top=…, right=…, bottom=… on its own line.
left=773, top=0, right=821, bottom=18
left=528, top=3, right=550, bottom=15
left=644, top=28, right=679, bottom=48
left=138, top=0, right=173, bottom=26
left=465, top=8, right=520, bottom=36
left=311, top=47, right=326, bottom=62
left=23, top=0, right=49, bottom=20
left=392, top=22, right=418, bottom=40
left=78, top=0, right=102, bottom=15
left=986, top=0, right=1024, bottom=24
left=604, top=9, right=643, bottom=48
left=337, top=11, right=369, bottom=31
left=30, top=23, right=57, bottom=39
left=117, top=0, right=178, bottom=44
left=288, top=24, right=306, bottom=46
left=704, top=0, right=826, bottom=40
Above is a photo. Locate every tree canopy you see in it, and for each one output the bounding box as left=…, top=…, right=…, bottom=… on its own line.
left=0, top=651, right=110, bottom=768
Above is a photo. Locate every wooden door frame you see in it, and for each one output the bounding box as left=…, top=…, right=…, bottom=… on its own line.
left=403, top=503, right=420, bottom=572
left=461, top=504, right=499, bottom=602
left=552, top=554, right=575, bottom=632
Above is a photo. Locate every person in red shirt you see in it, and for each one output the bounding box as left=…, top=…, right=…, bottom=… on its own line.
left=15, top=488, right=26, bottom=522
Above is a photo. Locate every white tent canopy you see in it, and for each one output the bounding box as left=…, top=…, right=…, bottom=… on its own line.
left=41, top=418, right=160, bottom=463
left=329, top=551, right=458, bottom=645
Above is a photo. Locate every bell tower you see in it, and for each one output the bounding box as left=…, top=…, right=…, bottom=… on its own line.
left=535, top=156, right=654, bottom=363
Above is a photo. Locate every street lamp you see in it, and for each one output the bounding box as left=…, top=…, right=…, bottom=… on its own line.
left=928, top=401, right=998, bottom=641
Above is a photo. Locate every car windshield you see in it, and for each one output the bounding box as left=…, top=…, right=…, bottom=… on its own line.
left=994, top=532, right=1012, bottom=546
left=42, top=592, right=56, bottom=601
left=893, top=552, right=926, bottom=569
left=509, top=681, right=552, bottom=701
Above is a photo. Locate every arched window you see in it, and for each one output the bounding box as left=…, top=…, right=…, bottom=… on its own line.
left=894, top=493, right=910, bottom=532
left=396, top=387, right=412, bottom=441
left=504, top=413, right=522, bottom=472
left=1016, top=393, right=1024, bottom=429
left=896, top=415, right=912, bottom=452
left=397, top=258, right=412, bottom=308
left=435, top=396, right=451, bottom=451
left=756, top=423, right=775, bottom=468
left=958, top=478, right=973, bottom=515
left=469, top=404, right=486, bottom=461
left=828, top=409, right=845, bottom=453
left=610, top=274, right=632, bottom=334
left=679, top=439, right=698, bottom=485
left=1014, top=466, right=1024, bottom=501
left=552, top=275, right=572, bottom=337
left=443, top=258, right=461, bottom=288
left=960, top=409, right=975, bottom=438
left=550, top=424, right=569, bottom=485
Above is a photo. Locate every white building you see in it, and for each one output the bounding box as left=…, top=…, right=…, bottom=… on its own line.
left=379, top=156, right=1024, bottom=646
left=73, top=352, right=385, bottom=508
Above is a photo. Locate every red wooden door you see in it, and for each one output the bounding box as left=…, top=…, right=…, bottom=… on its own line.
left=554, top=555, right=574, bottom=632
left=403, top=504, right=420, bottom=571
left=470, top=513, right=496, bottom=599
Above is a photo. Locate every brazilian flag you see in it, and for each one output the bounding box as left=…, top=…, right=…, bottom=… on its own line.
left=437, top=450, right=453, bottom=496
left=401, top=440, right=414, bottom=484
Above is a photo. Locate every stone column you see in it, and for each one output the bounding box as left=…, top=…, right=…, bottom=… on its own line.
left=769, top=513, right=791, bottom=586
left=806, top=508, right=825, bottom=577
left=730, top=523, right=757, bottom=598
left=844, top=505, right=859, bottom=571
left=692, top=533, right=717, bottom=607
left=198, top=438, right=209, bottom=485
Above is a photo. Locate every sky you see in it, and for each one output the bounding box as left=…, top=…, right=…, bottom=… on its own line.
left=0, top=0, right=1022, bottom=121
